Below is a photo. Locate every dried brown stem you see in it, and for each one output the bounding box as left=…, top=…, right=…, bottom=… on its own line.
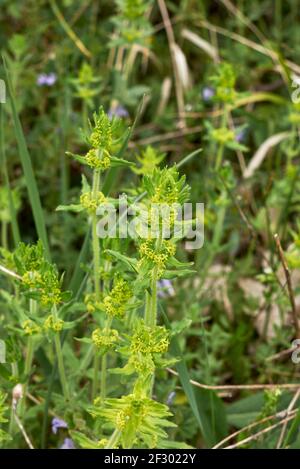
left=276, top=389, right=300, bottom=448
left=223, top=413, right=296, bottom=449
left=157, top=0, right=186, bottom=128
left=274, top=233, right=300, bottom=338
left=213, top=408, right=297, bottom=449
left=167, top=368, right=300, bottom=391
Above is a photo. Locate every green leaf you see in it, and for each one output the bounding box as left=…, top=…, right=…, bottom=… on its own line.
left=56, top=204, right=84, bottom=213
left=159, top=439, right=193, bottom=449
left=194, top=388, right=228, bottom=446
left=0, top=105, right=20, bottom=246
left=164, top=268, right=196, bottom=278
left=226, top=392, right=265, bottom=427
left=70, top=431, right=99, bottom=449
left=110, top=156, right=135, bottom=167
left=0, top=364, right=11, bottom=381
left=105, top=249, right=138, bottom=271
left=65, top=151, right=88, bottom=166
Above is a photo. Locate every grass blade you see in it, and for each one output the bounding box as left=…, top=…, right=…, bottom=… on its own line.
left=2, top=55, right=50, bottom=259
left=0, top=104, right=20, bottom=246
left=159, top=302, right=214, bottom=446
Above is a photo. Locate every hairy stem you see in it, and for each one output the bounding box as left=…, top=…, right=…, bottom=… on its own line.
left=106, top=428, right=122, bottom=449
left=92, top=353, right=100, bottom=400
left=1, top=221, right=7, bottom=250
left=91, top=169, right=101, bottom=398
left=52, top=305, right=70, bottom=400
left=92, top=170, right=101, bottom=301
left=20, top=300, right=37, bottom=417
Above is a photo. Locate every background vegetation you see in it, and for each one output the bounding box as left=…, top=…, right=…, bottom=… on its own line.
left=1, top=0, right=300, bottom=449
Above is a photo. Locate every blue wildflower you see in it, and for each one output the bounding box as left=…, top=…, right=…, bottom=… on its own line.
left=108, top=104, right=129, bottom=120
left=202, top=86, right=215, bottom=102
left=37, top=73, right=57, bottom=87
left=157, top=279, right=175, bottom=299
left=235, top=128, right=246, bottom=143
left=166, top=391, right=176, bottom=405
left=60, top=438, right=75, bottom=449
left=52, top=417, right=68, bottom=434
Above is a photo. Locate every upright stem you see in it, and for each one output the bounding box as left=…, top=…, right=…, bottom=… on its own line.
left=100, top=354, right=107, bottom=399
left=9, top=362, right=18, bottom=435
left=145, top=235, right=162, bottom=398
left=52, top=305, right=70, bottom=400
left=215, top=108, right=227, bottom=171
left=92, top=170, right=100, bottom=300
left=20, top=299, right=37, bottom=417
left=78, top=344, right=94, bottom=377
left=91, top=169, right=101, bottom=398
left=92, top=353, right=100, bottom=400
left=106, top=428, right=122, bottom=449
left=1, top=221, right=7, bottom=249
left=148, top=273, right=158, bottom=328
left=100, top=316, right=112, bottom=400
left=145, top=235, right=162, bottom=327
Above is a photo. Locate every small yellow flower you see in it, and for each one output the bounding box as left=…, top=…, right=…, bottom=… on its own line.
left=80, top=190, right=106, bottom=213
left=92, top=328, right=119, bottom=350
left=44, top=314, right=64, bottom=332
left=22, top=319, right=41, bottom=336
left=103, top=279, right=132, bottom=318
left=85, top=149, right=111, bottom=171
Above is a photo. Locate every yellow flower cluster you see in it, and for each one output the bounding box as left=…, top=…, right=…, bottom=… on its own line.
left=44, top=314, right=64, bottom=332
left=130, top=324, right=169, bottom=356
left=103, top=279, right=132, bottom=318
left=211, top=127, right=235, bottom=145
left=22, top=319, right=41, bottom=336
left=116, top=407, right=130, bottom=431
left=89, top=111, right=112, bottom=151
left=84, top=293, right=102, bottom=314
left=22, top=265, right=63, bottom=307
left=40, top=287, right=62, bottom=307
left=85, top=149, right=111, bottom=171
left=138, top=239, right=176, bottom=276
left=92, top=328, right=119, bottom=350
left=151, top=185, right=179, bottom=205
left=80, top=190, right=106, bottom=214
left=22, top=271, right=42, bottom=289
left=128, top=353, right=155, bottom=375
left=97, top=439, right=108, bottom=448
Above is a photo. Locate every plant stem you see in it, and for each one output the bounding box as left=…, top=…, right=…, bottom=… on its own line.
left=1, top=221, right=7, bottom=249
left=149, top=273, right=158, bottom=327
left=78, top=343, right=94, bottom=376
left=9, top=362, right=18, bottom=435
left=100, top=353, right=107, bottom=399
left=106, top=428, right=122, bottom=449
left=92, top=170, right=101, bottom=301
left=54, top=334, right=70, bottom=401
left=92, top=353, right=100, bottom=400
left=145, top=235, right=162, bottom=398
left=52, top=305, right=70, bottom=400
left=20, top=298, right=37, bottom=417
left=215, top=143, right=224, bottom=171
left=91, top=169, right=101, bottom=398
left=144, top=269, right=158, bottom=328
left=145, top=235, right=162, bottom=327
left=144, top=288, right=152, bottom=326
left=100, top=316, right=112, bottom=399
